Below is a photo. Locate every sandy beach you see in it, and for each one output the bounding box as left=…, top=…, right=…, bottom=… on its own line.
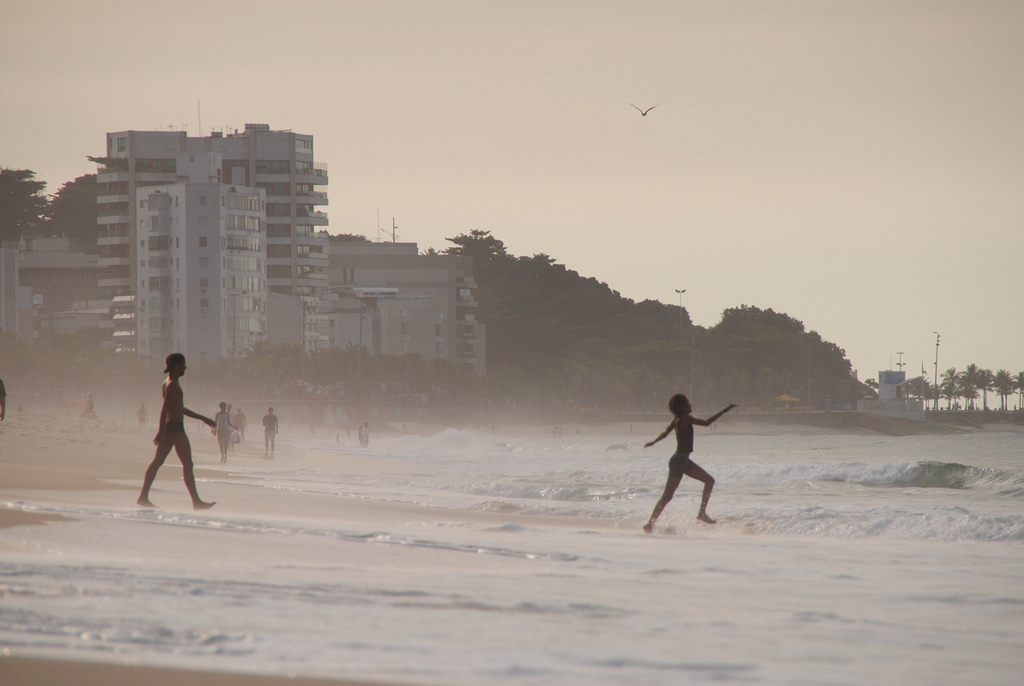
left=0, top=410, right=625, bottom=685
left=0, top=410, right=404, bottom=685
left=2, top=407, right=1022, bottom=686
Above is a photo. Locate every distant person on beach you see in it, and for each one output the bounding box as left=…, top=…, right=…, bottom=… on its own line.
left=0, top=377, right=6, bottom=421
left=234, top=408, right=246, bottom=442
left=83, top=394, right=97, bottom=419
left=214, top=402, right=235, bottom=463
left=137, top=403, right=148, bottom=428
left=643, top=394, right=736, bottom=532
left=262, top=407, right=278, bottom=458
left=137, top=353, right=216, bottom=510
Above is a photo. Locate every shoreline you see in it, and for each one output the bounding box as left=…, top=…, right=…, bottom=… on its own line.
left=0, top=656, right=402, bottom=686
left=2, top=406, right=1022, bottom=685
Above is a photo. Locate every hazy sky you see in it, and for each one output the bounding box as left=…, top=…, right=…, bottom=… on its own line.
left=2, top=1, right=1022, bottom=381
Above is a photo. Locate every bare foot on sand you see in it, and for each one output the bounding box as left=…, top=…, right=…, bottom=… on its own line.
left=193, top=500, right=216, bottom=510
left=137, top=498, right=157, bottom=508
left=697, top=513, right=716, bottom=524
left=643, top=522, right=654, bottom=534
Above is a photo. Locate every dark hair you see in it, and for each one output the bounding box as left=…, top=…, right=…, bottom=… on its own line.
left=163, top=352, right=185, bottom=373
left=668, top=394, right=690, bottom=416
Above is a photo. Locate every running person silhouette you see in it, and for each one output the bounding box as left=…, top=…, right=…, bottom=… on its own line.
left=137, top=353, right=216, bottom=510
left=643, top=394, right=736, bottom=532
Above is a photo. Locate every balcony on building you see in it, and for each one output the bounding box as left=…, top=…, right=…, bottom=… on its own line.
left=97, top=225, right=131, bottom=247
left=296, top=162, right=329, bottom=185
left=98, top=255, right=132, bottom=268
left=297, top=189, right=328, bottom=205
left=97, top=193, right=130, bottom=205
left=296, top=209, right=329, bottom=226
left=99, top=276, right=132, bottom=289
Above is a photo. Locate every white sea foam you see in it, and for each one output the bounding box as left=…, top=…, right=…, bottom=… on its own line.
left=3, top=430, right=1023, bottom=685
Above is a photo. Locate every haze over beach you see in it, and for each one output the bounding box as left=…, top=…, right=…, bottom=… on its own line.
left=2, top=408, right=1024, bottom=685
left=2, top=0, right=1022, bottom=378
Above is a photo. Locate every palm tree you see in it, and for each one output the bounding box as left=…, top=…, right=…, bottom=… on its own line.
left=941, top=367, right=959, bottom=410
left=992, top=370, right=1014, bottom=411
left=962, top=364, right=983, bottom=410
left=1015, top=371, right=1024, bottom=411
left=978, top=368, right=995, bottom=411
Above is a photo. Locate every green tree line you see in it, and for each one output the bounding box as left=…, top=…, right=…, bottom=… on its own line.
left=443, top=230, right=863, bottom=411
left=930, top=366, right=1024, bottom=412
left=0, top=167, right=100, bottom=251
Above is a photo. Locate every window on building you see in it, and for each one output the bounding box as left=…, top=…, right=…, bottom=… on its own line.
left=255, top=160, right=290, bottom=174
left=199, top=257, right=209, bottom=269
left=199, top=236, right=207, bottom=247
left=267, top=225, right=291, bottom=238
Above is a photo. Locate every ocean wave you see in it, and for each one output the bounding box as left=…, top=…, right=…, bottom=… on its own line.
left=460, top=480, right=649, bottom=503
left=720, top=504, right=1024, bottom=542
left=717, top=460, right=1024, bottom=492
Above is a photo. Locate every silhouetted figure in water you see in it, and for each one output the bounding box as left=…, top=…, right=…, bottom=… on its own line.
left=0, top=377, right=6, bottom=421
left=137, top=403, right=148, bottom=428
left=643, top=394, right=736, bottom=532
left=138, top=353, right=216, bottom=510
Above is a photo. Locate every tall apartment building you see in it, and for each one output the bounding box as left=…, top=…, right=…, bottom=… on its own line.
left=134, top=152, right=266, bottom=360
left=95, top=124, right=329, bottom=353
left=326, top=241, right=486, bottom=375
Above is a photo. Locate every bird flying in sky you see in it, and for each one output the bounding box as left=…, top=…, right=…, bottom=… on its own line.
left=630, top=103, right=659, bottom=116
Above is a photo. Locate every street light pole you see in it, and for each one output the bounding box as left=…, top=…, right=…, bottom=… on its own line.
left=674, top=289, right=686, bottom=331
left=933, top=332, right=941, bottom=411
left=689, top=328, right=696, bottom=402
left=228, top=291, right=244, bottom=358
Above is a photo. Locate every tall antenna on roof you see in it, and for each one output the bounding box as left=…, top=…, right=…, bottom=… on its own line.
left=392, top=217, right=398, bottom=243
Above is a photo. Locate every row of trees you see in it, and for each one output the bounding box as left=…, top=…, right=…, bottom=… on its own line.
left=0, top=168, right=100, bottom=250
left=443, top=230, right=863, bottom=411
left=933, top=365, right=1024, bottom=411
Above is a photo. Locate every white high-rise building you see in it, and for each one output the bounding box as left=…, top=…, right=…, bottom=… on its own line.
left=134, top=152, right=266, bottom=361
left=325, top=241, right=486, bottom=375
left=95, top=124, right=329, bottom=353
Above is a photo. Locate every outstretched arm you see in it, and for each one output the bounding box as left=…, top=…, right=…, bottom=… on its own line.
left=691, top=404, right=738, bottom=427
left=644, top=420, right=676, bottom=448
left=184, top=407, right=216, bottom=427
